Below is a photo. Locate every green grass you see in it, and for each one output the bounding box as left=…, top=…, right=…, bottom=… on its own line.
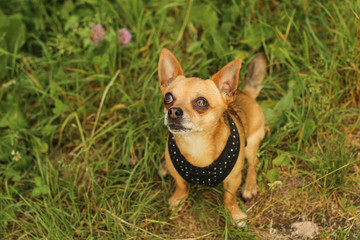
left=1, top=0, right=359, bottom=239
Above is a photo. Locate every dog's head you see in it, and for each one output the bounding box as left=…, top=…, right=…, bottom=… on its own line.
left=158, top=48, right=242, bottom=135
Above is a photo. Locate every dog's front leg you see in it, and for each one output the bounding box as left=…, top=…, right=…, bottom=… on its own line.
left=223, top=176, right=247, bottom=227
left=168, top=173, right=188, bottom=211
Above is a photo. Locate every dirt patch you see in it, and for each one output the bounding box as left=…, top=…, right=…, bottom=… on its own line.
left=291, top=221, right=319, bottom=239
left=246, top=172, right=360, bottom=239
left=160, top=172, right=359, bottom=239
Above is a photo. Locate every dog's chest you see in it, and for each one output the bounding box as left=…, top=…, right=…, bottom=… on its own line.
left=174, top=135, right=220, bottom=167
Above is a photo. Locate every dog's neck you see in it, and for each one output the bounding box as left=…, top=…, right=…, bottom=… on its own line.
left=172, top=115, right=230, bottom=168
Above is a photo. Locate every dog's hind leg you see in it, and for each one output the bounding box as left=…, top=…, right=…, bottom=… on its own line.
left=242, top=128, right=265, bottom=200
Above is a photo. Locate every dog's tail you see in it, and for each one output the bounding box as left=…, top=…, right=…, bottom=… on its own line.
left=242, top=54, right=267, bottom=99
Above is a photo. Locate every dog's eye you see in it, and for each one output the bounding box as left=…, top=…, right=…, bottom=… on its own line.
left=194, top=97, right=209, bottom=109
left=164, top=93, right=174, bottom=104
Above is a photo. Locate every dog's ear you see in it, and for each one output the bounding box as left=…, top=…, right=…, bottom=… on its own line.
left=158, top=48, right=184, bottom=92
left=211, top=59, right=242, bottom=104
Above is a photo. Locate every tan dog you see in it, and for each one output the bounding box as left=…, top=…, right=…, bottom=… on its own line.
left=158, top=48, right=267, bottom=227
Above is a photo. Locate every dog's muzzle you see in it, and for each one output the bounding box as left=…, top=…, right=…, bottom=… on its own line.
left=165, top=107, right=191, bottom=134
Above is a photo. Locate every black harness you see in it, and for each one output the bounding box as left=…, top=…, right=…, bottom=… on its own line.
left=168, top=113, right=241, bottom=187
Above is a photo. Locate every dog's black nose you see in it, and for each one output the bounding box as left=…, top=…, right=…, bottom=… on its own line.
left=168, top=107, right=183, bottom=119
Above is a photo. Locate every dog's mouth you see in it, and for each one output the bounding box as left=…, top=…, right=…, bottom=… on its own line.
left=164, top=113, right=195, bottom=134
left=167, top=123, right=191, bottom=134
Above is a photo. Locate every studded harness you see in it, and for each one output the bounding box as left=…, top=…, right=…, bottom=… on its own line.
left=168, top=113, right=241, bottom=187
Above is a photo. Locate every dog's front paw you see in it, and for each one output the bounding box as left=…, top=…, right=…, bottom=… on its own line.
left=242, top=185, right=258, bottom=201
left=168, top=195, right=187, bottom=212
left=231, top=210, right=247, bottom=228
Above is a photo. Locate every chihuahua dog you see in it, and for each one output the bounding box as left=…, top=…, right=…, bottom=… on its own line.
left=158, top=48, right=267, bottom=227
